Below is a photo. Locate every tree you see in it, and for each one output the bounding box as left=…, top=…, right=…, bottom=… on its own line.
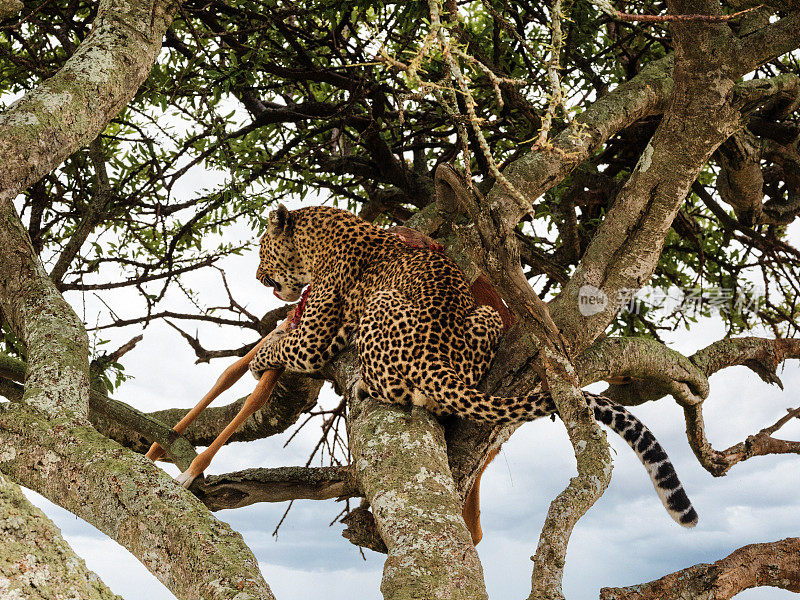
left=1, top=0, right=799, bottom=598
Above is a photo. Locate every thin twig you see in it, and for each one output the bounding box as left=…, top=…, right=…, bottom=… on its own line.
left=590, top=0, right=762, bottom=23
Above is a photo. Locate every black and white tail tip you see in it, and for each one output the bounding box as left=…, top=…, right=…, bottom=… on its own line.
left=588, top=394, right=698, bottom=528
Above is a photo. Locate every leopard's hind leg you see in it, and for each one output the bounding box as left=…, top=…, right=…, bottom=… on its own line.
left=448, top=305, right=504, bottom=388
left=356, top=290, right=419, bottom=407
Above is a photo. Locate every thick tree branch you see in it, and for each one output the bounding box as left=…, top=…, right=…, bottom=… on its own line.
left=548, top=9, right=763, bottom=350
left=738, top=10, right=800, bottom=73
left=558, top=334, right=796, bottom=409
left=0, top=0, right=178, bottom=199
left=0, top=403, right=276, bottom=600
left=0, top=472, right=121, bottom=600
left=0, top=190, right=90, bottom=421
left=599, top=537, right=800, bottom=600
left=691, top=336, right=800, bottom=380
left=0, top=351, right=198, bottom=472
left=481, top=54, right=675, bottom=231
left=592, top=336, right=800, bottom=475
left=576, top=336, right=709, bottom=406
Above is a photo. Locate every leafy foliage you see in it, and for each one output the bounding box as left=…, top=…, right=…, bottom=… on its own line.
left=1, top=0, right=799, bottom=369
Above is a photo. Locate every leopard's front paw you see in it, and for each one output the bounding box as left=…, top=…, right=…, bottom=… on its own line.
left=249, top=329, right=285, bottom=379
left=249, top=353, right=272, bottom=380
left=265, top=326, right=288, bottom=345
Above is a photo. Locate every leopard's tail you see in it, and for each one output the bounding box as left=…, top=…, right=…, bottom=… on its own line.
left=418, top=368, right=698, bottom=528
left=584, top=392, right=698, bottom=527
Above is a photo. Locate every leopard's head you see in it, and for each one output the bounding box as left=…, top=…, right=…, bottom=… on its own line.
left=256, top=204, right=309, bottom=302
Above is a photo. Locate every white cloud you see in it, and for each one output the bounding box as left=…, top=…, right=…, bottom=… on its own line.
left=258, top=563, right=382, bottom=600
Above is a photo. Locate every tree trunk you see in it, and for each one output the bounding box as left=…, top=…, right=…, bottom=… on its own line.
left=334, top=349, right=488, bottom=600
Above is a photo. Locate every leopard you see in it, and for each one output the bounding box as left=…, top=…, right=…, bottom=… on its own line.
left=249, top=203, right=698, bottom=528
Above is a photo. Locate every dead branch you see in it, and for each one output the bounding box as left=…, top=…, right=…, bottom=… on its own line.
left=341, top=504, right=388, bottom=554
left=603, top=4, right=762, bottom=23
left=683, top=400, right=800, bottom=477
left=684, top=338, right=800, bottom=474
left=102, top=334, right=144, bottom=364
left=199, top=466, right=359, bottom=511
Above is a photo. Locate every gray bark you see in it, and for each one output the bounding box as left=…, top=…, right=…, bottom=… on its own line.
left=334, top=349, right=488, bottom=600
left=0, top=473, right=122, bottom=600
left=0, top=201, right=90, bottom=421
left=0, top=402, right=276, bottom=600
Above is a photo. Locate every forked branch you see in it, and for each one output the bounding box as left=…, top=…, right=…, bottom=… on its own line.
left=587, top=336, right=800, bottom=476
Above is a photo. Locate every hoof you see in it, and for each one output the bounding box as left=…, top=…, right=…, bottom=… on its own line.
left=175, top=470, right=198, bottom=488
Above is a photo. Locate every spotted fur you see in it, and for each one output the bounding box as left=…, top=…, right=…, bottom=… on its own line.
left=250, top=205, right=698, bottom=528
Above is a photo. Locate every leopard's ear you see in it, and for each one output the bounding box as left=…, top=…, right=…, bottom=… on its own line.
left=268, top=203, right=294, bottom=236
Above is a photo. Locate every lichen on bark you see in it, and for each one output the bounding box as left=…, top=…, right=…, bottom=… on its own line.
left=0, top=472, right=122, bottom=600
left=0, top=402, right=277, bottom=600
left=0, top=0, right=179, bottom=199
left=335, top=348, right=488, bottom=600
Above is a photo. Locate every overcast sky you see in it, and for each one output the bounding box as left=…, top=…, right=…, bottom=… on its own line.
left=13, top=201, right=800, bottom=600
